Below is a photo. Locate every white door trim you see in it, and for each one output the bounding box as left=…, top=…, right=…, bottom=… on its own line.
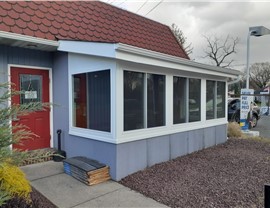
left=8, top=64, right=54, bottom=149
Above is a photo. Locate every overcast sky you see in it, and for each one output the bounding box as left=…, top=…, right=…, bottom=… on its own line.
left=105, top=1, right=270, bottom=72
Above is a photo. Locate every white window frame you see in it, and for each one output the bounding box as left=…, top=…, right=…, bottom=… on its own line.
left=69, top=68, right=116, bottom=143
left=123, top=70, right=166, bottom=131
left=206, top=80, right=226, bottom=120
left=117, top=64, right=228, bottom=144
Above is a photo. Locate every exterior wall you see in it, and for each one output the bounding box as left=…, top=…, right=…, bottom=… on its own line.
left=52, top=52, right=69, bottom=148
left=0, top=45, right=53, bottom=83
left=52, top=51, right=229, bottom=181
left=68, top=53, right=117, bottom=143
left=1, top=45, right=230, bottom=181
left=52, top=52, right=118, bottom=179
left=115, top=124, right=227, bottom=181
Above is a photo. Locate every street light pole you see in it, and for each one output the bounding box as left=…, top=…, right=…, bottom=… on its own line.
left=246, top=30, right=252, bottom=89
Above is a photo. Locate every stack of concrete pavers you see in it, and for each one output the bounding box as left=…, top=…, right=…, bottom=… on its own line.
left=63, top=156, right=110, bottom=185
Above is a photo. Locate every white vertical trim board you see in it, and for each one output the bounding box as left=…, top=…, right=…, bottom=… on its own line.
left=115, top=64, right=124, bottom=142
left=201, top=79, right=206, bottom=122
left=166, top=75, right=173, bottom=127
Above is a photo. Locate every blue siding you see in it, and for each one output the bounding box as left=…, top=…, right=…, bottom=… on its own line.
left=204, top=126, right=216, bottom=148
left=147, top=135, right=170, bottom=167
left=115, top=125, right=227, bottom=181
left=170, top=132, right=188, bottom=159
left=52, top=52, right=69, bottom=149
left=0, top=45, right=53, bottom=83
left=116, top=140, right=147, bottom=180
left=188, top=129, right=204, bottom=153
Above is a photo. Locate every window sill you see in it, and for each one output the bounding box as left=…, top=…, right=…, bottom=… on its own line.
left=69, top=118, right=227, bottom=144
left=69, top=127, right=115, bottom=143
left=117, top=118, right=227, bottom=144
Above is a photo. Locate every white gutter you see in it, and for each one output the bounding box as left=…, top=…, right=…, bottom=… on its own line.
left=116, top=43, right=242, bottom=77
left=0, top=31, right=59, bottom=47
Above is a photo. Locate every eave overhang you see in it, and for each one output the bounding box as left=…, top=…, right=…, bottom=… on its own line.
left=58, top=40, right=242, bottom=79
left=0, top=31, right=59, bottom=51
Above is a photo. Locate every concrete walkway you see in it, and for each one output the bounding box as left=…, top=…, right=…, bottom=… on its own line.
left=21, top=161, right=167, bottom=208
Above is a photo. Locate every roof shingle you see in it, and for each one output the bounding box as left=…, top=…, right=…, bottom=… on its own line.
left=0, top=1, right=189, bottom=59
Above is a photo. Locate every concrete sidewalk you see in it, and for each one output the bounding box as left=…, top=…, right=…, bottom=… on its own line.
left=21, top=161, right=167, bottom=208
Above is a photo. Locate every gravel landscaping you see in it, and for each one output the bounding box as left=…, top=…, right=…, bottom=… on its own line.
left=120, top=138, right=270, bottom=208
left=2, top=187, right=56, bottom=208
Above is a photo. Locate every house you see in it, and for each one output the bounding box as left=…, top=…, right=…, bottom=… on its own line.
left=0, top=1, right=241, bottom=180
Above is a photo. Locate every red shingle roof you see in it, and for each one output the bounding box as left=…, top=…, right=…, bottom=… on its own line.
left=0, top=1, right=189, bottom=59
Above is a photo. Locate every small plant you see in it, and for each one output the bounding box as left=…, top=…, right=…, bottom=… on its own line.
left=0, top=163, right=32, bottom=204
left=227, top=122, right=243, bottom=138
left=0, top=82, right=50, bottom=205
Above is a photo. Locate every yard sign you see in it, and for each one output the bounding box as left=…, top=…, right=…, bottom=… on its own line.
left=240, top=89, right=254, bottom=131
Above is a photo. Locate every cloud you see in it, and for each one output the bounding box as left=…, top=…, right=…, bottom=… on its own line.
left=114, top=1, right=270, bottom=69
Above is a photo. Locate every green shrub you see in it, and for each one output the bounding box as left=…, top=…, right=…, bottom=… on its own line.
left=0, top=82, right=50, bottom=205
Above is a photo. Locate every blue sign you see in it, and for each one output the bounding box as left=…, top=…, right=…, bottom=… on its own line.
left=240, top=89, right=254, bottom=131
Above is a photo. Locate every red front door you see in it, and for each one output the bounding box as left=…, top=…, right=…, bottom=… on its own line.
left=11, top=67, right=50, bottom=151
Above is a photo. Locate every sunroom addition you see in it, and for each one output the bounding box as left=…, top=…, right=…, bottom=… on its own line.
left=60, top=41, right=237, bottom=145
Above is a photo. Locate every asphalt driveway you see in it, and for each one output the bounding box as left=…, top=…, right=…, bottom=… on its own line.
left=253, top=115, right=270, bottom=138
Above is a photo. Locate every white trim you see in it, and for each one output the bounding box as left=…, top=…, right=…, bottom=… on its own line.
left=57, top=41, right=241, bottom=79
left=115, top=66, right=123, bottom=143
left=69, top=127, right=114, bottom=143
left=0, top=31, right=58, bottom=47
left=201, top=79, right=206, bottom=121
left=115, top=43, right=242, bottom=77
left=117, top=119, right=228, bottom=144
left=68, top=56, right=116, bottom=142
left=111, top=67, right=117, bottom=139
left=166, top=75, right=173, bottom=127
left=8, top=64, right=54, bottom=149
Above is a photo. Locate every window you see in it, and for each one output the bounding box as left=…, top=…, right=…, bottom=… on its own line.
left=206, top=80, right=226, bottom=119
left=189, top=78, right=201, bottom=122
left=147, top=74, right=165, bottom=128
left=123, top=71, right=165, bottom=131
left=217, top=82, right=225, bottom=118
left=20, top=74, right=42, bottom=104
left=124, top=71, right=145, bottom=131
left=173, top=77, right=201, bottom=123
left=173, top=76, right=187, bottom=124
left=72, top=70, right=111, bottom=132
left=206, top=80, right=216, bottom=120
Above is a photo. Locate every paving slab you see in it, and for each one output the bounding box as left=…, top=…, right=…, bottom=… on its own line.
left=32, top=174, right=123, bottom=208
left=21, top=161, right=168, bottom=208
left=21, top=161, right=64, bottom=181
left=74, top=186, right=168, bottom=208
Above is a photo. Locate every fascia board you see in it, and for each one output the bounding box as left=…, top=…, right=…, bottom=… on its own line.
left=58, top=40, right=116, bottom=58
left=115, top=43, right=242, bottom=78
left=0, top=31, right=58, bottom=47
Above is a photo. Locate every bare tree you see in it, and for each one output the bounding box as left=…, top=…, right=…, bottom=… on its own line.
left=203, top=35, right=239, bottom=68
left=250, top=62, right=270, bottom=89
left=171, top=23, right=193, bottom=55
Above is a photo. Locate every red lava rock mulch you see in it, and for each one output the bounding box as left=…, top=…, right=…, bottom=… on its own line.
left=120, top=138, right=270, bottom=208
left=2, top=187, right=56, bottom=208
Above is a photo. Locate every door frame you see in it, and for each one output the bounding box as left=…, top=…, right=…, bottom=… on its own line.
left=8, top=64, right=54, bottom=149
